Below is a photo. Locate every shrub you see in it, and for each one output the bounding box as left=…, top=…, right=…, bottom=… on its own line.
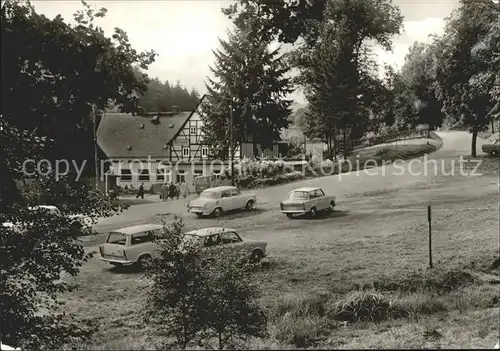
left=273, top=315, right=326, bottom=348
left=372, top=268, right=477, bottom=294
left=285, top=136, right=305, bottom=158
left=327, top=291, right=393, bottom=323
left=144, top=218, right=266, bottom=350
left=1, top=174, right=125, bottom=349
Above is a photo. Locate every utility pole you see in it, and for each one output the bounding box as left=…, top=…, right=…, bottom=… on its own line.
left=92, top=104, right=99, bottom=190
left=229, top=101, right=234, bottom=186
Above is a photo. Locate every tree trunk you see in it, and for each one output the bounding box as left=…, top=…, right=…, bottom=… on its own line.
left=329, top=136, right=333, bottom=160
left=332, top=132, right=337, bottom=161
left=343, top=129, right=347, bottom=159
left=471, top=128, right=478, bottom=157
left=218, top=330, right=223, bottom=350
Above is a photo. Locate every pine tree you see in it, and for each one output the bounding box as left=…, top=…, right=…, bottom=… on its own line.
left=201, top=28, right=293, bottom=159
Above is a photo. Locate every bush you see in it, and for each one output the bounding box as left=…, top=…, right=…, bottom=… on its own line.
left=144, top=218, right=266, bottom=350
left=285, top=136, right=305, bottom=158
left=371, top=268, right=477, bottom=294
left=328, top=291, right=393, bottom=323
left=1, top=174, right=125, bottom=349
left=273, top=315, right=327, bottom=348
left=234, top=159, right=304, bottom=189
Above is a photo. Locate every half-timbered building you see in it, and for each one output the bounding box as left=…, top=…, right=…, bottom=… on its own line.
left=97, top=95, right=286, bottom=189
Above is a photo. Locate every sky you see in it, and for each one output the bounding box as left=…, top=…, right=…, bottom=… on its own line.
left=31, top=0, right=461, bottom=106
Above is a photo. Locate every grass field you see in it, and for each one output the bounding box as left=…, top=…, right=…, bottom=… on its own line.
left=63, top=149, right=499, bottom=349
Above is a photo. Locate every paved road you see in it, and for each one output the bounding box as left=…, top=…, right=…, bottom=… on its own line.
left=92, top=131, right=487, bottom=234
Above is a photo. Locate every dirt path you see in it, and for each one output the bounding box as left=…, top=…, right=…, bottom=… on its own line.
left=92, top=131, right=485, bottom=234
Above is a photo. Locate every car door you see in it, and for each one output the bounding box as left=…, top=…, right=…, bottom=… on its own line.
left=314, top=189, right=327, bottom=210
left=202, top=233, right=223, bottom=257
left=129, top=230, right=156, bottom=261
left=220, top=231, right=246, bottom=256
left=219, top=190, right=233, bottom=210
left=230, top=188, right=244, bottom=209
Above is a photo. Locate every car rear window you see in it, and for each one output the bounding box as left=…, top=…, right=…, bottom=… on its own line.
left=106, top=232, right=127, bottom=245
left=200, top=190, right=219, bottom=198
left=289, top=191, right=307, bottom=200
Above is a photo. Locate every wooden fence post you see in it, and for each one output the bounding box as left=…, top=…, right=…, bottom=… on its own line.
left=428, top=205, right=433, bottom=269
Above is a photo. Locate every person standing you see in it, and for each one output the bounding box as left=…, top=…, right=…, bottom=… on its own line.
left=180, top=180, right=189, bottom=199
left=175, top=182, right=180, bottom=200
left=160, top=183, right=168, bottom=202
left=168, top=182, right=176, bottom=201
left=136, top=183, right=144, bottom=199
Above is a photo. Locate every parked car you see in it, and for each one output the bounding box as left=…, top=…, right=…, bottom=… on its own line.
left=187, top=186, right=257, bottom=218
left=99, top=224, right=164, bottom=268
left=183, top=227, right=267, bottom=262
left=2, top=205, right=93, bottom=232
left=482, top=132, right=500, bottom=155
left=280, top=187, right=336, bottom=218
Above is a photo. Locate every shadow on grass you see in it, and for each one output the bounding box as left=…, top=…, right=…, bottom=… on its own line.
left=194, top=207, right=268, bottom=220
left=108, top=263, right=144, bottom=275
left=290, top=209, right=350, bottom=220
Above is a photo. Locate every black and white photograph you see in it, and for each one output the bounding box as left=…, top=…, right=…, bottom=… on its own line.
left=1, top=0, right=499, bottom=349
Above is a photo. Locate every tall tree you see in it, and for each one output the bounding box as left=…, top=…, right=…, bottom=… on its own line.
left=434, top=0, right=499, bottom=156
left=201, top=28, right=293, bottom=159
left=223, top=0, right=327, bottom=44
left=398, top=42, right=444, bottom=130
left=137, top=78, right=200, bottom=112
left=1, top=0, right=156, bottom=176
left=291, top=0, right=403, bottom=157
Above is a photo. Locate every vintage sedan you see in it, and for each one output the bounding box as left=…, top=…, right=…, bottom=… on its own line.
left=187, top=186, right=257, bottom=218
left=482, top=132, right=500, bottom=156
left=2, top=205, right=93, bottom=232
left=280, top=187, right=336, bottom=218
left=99, top=224, right=164, bottom=268
left=183, top=227, right=267, bottom=262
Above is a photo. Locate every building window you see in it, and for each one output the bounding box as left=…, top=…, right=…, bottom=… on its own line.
left=138, top=169, right=150, bottom=182
left=182, top=147, right=190, bottom=158
left=190, top=127, right=196, bottom=135
left=176, top=170, right=186, bottom=183
left=120, top=169, right=132, bottom=182
left=201, top=146, right=208, bottom=158
left=157, top=168, right=172, bottom=183
left=194, top=169, right=203, bottom=178
left=212, top=169, right=221, bottom=180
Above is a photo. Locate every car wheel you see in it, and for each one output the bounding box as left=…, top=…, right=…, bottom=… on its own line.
left=250, top=250, right=264, bottom=263
left=245, top=200, right=254, bottom=211
left=309, top=207, right=317, bottom=218
left=212, top=207, right=223, bottom=217
left=286, top=213, right=294, bottom=219
left=329, top=201, right=335, bottom=212
left=137, top=254, right=152, bottom=270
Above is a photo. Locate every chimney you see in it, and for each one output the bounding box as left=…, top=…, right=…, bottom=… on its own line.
left=172, top=106, right=179, bottom=113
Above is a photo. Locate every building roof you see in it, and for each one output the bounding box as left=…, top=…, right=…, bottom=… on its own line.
left=97, top=96, right=206, bottom=158
left=184, top=227, right=235, bottom=237
left=291, top=187, right=319, bottom=192
left=97, top=111, right=191, bottom=158
left=112, top=224, right=164, bottom=235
